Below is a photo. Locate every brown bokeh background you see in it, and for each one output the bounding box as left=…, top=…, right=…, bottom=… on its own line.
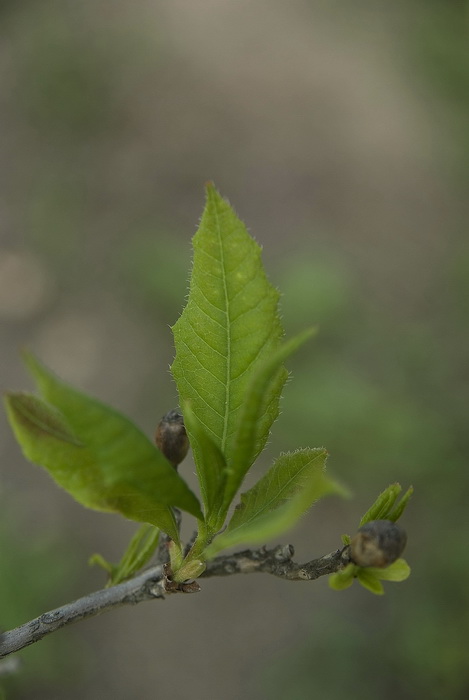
left=1, top=2, right=468, bottom=699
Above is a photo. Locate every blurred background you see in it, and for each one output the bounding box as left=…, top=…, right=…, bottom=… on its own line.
left=1, top=0, right=468, bottom=698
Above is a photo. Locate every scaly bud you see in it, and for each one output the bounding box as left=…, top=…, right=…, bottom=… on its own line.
left=155, top=409, right=189, bottom=469
left=350, top=519, right=407, bottom=568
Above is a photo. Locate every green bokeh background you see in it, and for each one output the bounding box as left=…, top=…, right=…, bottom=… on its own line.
left=1, top=1, right=467, bottom=698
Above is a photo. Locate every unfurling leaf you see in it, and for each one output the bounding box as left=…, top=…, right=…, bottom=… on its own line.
left=5, top=352, right=203, bottom=538
left=204, top=448, right=343, bottom=557
left=387, top=486, right=413, bottom=522
left=359, top=483, right=413, bottom=528
left=359, top=483, right=402, bottom=527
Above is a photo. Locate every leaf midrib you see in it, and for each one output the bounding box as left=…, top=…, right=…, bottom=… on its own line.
left=213, top=201, right=231, bottom=454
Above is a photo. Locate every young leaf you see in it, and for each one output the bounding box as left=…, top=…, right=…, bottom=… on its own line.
left=204, top=448, right=343, bottom=557
left=90, top=524, right=160, bottom=586
left=8, top=352, right=203, bottom=531
left=368, top=558, right=411, bottom=582
left=387, top=486, right=413, bottom=522
left=357, top=569, right=385, bottom=595
left=329, top=563, right=356, bottom=591
left=359, top=483, right=402, bottom=527
left=218, top=328, right=316, bottom=519
left=171, top=184, right=287, bottom=515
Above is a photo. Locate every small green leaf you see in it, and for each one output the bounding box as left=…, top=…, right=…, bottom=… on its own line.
left=90, top=524, right=160, bottom=586
left=357, top=569, right=385, bottom=595
left=219, top=328, right=316, bottom=519
left=359, top=483, right=402, bottom=527
left=341, top=534, right=352, bottom=546
left=368, top=558, right=411, bottom=582
left=182, top=401, right=227, bottom=519
left=204, top=448, right=343, bottom=557
left=329, top=563, right=356, bottom=591
left=6, top=352, right=203, bottom=535
left=387, top=486, right=413, bottom=522
left=89, top=553, right=115, bottom=576
left=171, top=184, right=288, bottom=515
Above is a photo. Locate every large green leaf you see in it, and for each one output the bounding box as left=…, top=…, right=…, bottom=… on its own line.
left=204, top=448, right=342, bottom=557
left=4, top=391, right=181, bottom=539
left=171, top=184, right=287, bottom=515
left=6, top=353, right=203, bottom=533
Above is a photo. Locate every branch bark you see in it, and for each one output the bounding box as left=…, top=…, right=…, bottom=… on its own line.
left=0, top=543, right=351, bottom=659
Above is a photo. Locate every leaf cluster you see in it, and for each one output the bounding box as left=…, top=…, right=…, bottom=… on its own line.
left=4, top=185, right=410, bottom=592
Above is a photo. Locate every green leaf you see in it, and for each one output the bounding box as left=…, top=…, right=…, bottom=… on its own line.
left=5, top=390, right=180, bottom=540
left=204, top=448, right=343, bottom=557
left=90, top=524, right=160, bottom=586
left=89, top=552, right=115, bottom=576
left=219, top=328, right=316, bottom=520
left=357, top=569, right=385, bottom=595
left=7, top=352, right=203, bottom=534
left=368, top=558, right=411, bottom=582
left=329, top=559, right=410, bottom=594
left=329, top=563, right=356, bottom=591
left=5, top=392, right=96, bottom=492
left=387, top=486, right=413, bottom=522
left=171, top=184, right=288, bottom=516
left=182, top=401, right=227, bottom=519
left=359, top=483, right=402, bottom=527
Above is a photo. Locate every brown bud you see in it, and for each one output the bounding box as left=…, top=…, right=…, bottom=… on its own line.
left=350, top=519, right=407, bottom=568
left=155, top=409, right=189, bottom=468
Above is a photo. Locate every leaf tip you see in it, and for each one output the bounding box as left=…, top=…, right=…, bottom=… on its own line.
left=21, top=348, right=45, bottom=382
left=204, top=181, right=219, bottom=202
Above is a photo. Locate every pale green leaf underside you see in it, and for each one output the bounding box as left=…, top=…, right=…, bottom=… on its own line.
left=204, top=448, right=342, bottom=557
left=11, top=352, right=203, bottom=534
left=368, top=558, right=411, bottom=582
left=357, top=569, right=385, bottom=595
left=171, top=184, right=286, bottom=514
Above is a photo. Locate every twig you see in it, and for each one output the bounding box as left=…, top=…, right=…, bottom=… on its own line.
left=0, top=565, right=166, bottom=659
left=202, top=543, right=351, bottom=580
left=0, top=543, right=350, bottom=659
